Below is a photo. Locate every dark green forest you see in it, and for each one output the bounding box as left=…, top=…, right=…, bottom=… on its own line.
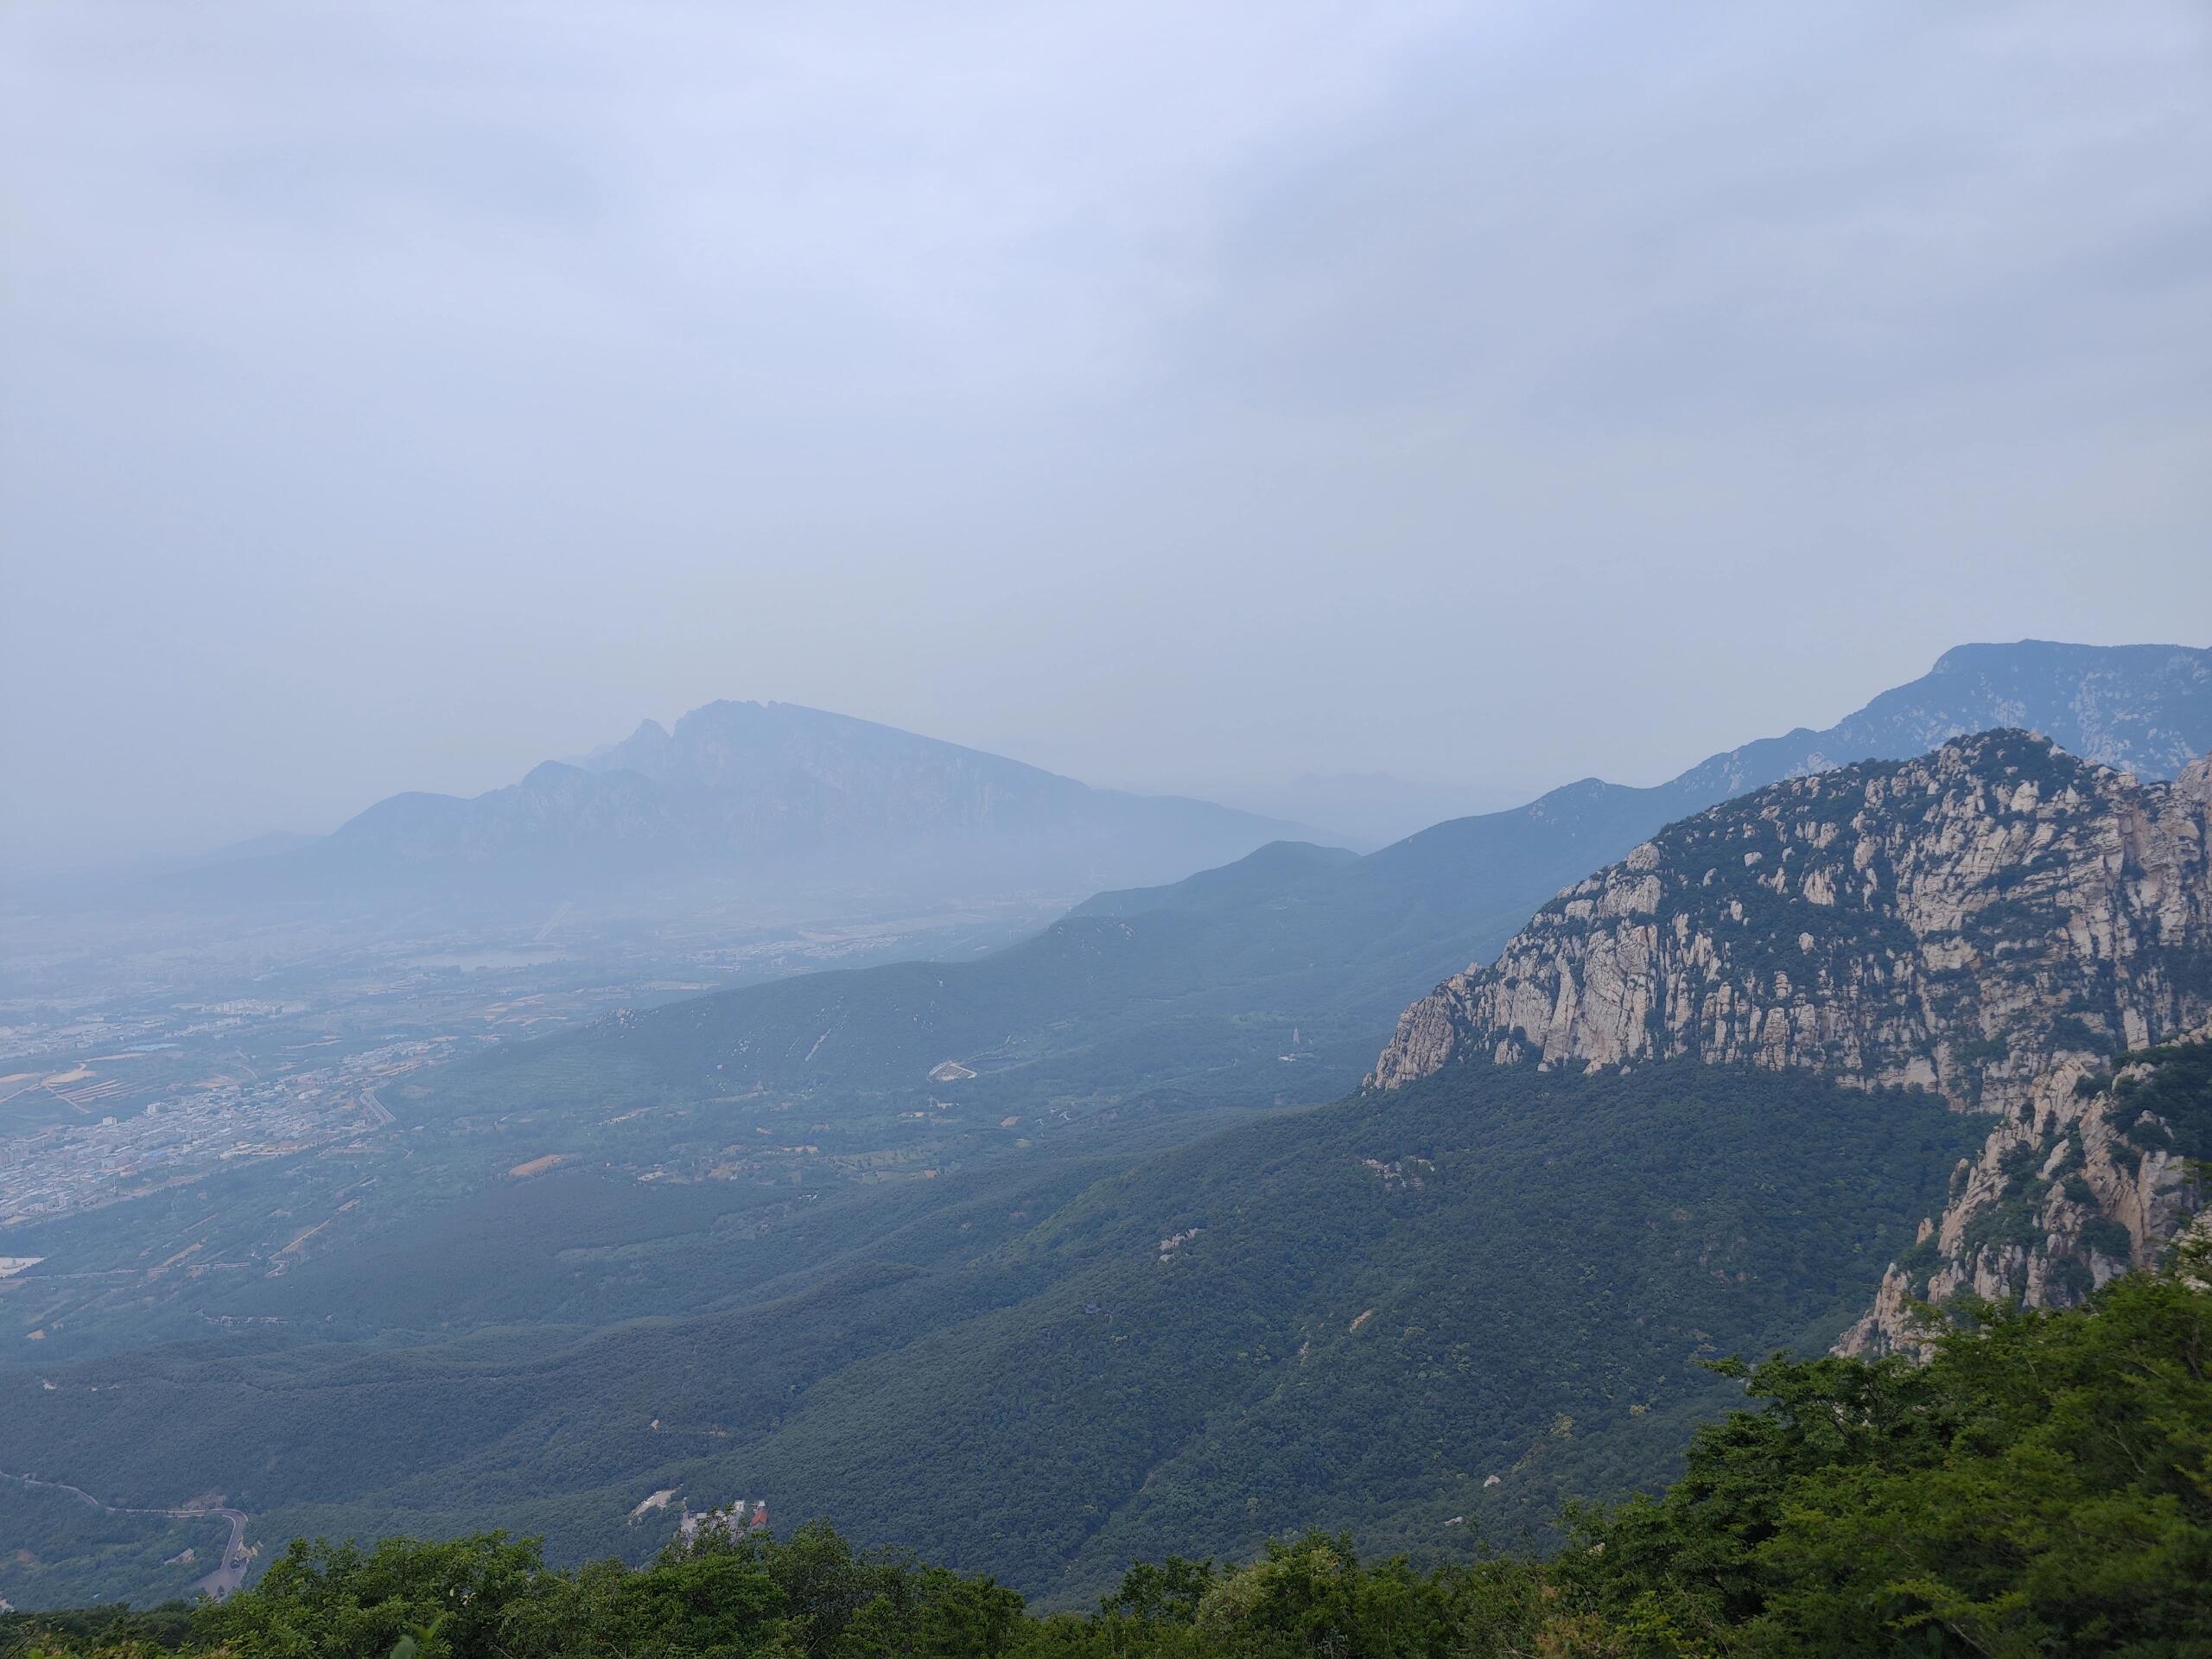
left=9, top=1250, right=2208, bottom=1656
left=2, top=1058, right=1975, bottom=1606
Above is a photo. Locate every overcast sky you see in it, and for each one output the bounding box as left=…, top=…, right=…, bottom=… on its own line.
left=4, top=1, right=2209, bottom=869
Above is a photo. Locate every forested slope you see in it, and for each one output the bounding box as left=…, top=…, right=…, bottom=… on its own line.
left=12, top=1249, right=2210, bottom=1656
left=3, top=1058, right=1976, bottom=1605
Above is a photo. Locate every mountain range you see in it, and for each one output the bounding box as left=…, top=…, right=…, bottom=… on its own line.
left=158, top=640, right=2212, bottom=923
left=5, top=638, right=2211, bottom=1613
left=18, top=722, right=2208, bottom=1608
left=447, top=640, right=2212, bottom=1128
left=536, top=734, right=2208, bottom=1594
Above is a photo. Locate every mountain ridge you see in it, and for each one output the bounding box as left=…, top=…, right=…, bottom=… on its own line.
left=1368, top=731, right=2212, bottom=1352
left=1372, top=732, right=2212, bottom=1093
left=334, top=699, right=1300, bottom=861
left=210, top=700, right=1320, bottom=906
left=447, top=642, right=2212, bottom=1137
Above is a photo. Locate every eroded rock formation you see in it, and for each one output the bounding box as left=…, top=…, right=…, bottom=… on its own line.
left=1370, top=731, right=2212, bottom=1351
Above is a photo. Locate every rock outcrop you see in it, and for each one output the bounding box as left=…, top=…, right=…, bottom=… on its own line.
left=1370, top=731, right=2212, bottom=1351
left=1836, top=1027, right=2212, bottom=1353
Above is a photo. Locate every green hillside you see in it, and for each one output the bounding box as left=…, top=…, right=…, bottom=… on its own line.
left=4, top=1058, right=1977, bottom=1607
left=720, top=1058, right=1978, bottom=1601
left=0, top=1480, right=228, bottom=1614
left=16, top=1219, right=2212, bottom=1657
left=399, top=784, right=1702, bottom=1168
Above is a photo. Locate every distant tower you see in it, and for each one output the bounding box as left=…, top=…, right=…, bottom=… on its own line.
left=751, top=1500, right=768, bottom=1531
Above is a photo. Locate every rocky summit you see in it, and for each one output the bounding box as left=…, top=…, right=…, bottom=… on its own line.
left=1370, top=729, right=2212, bottom=1349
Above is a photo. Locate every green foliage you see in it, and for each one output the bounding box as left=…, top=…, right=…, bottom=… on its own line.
left=2080, top=1216, right=2134, bottom=1261
left=2049, top=1253, right=2095, bottom=1301
left=1574, top=1250, right=2212, bottom=1655
left=0, top=1483, right=229, bottom=1614
left=194, top=1533, right=547, bottom=1659
left=0, top=1603, right=194, bottom=1659
left=16, top=1257, right=2212, bottom=1657
left=2109, top=1039, right=2212, bottom=1157
left=2047, top=1014, right=2112, bottom=1058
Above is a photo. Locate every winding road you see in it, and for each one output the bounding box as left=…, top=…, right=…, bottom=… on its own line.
left=1, top=1470, right=251, bottom=1600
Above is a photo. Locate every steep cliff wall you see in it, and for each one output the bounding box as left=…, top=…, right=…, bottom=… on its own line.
left=1370, top=732, right=2212, bottom=1350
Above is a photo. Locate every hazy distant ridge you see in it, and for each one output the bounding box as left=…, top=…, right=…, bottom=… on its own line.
left=300, top=700, right=1310, bottom=896
left=1673, top=639, right=2212, bottom=800
left=529, top=639, right=2212, bottom=1131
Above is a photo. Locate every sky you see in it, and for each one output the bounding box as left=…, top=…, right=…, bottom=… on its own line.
left=3, top=1, right=2209, bottom=870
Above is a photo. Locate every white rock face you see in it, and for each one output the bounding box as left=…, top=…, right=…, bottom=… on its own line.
left=1374, top=739, right=2210, bottom=1098
left=1366, top=734, right=2212, bottom=1353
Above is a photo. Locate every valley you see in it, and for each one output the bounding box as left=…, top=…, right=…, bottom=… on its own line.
left=0, top=890, right=1059, bottom=1356
left=3, top=641, right=2209, bottom=1615
left=12, top=6, right=2212, bottom=1643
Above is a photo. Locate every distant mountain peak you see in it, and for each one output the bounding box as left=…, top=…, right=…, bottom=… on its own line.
left=1662, top=639, right=2209, bottom=807
left=314, top=696, right=1298, bottom=896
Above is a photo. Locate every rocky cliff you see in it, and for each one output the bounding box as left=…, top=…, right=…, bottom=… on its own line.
left=1839, top=1025, right=2212, bottom=1353
left=1370, top=731, right=2212, bottom=1350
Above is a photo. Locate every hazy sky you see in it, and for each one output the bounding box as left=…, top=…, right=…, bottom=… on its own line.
left=4, top=2, right=2209, bottom=869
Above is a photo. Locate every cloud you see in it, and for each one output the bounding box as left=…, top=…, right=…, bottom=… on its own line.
left=3, top=1, right=2208, bottom=868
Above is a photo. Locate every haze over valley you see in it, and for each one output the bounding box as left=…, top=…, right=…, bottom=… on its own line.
left=5, top=638, right=2210, bottom=1621
left=5, top=5, right=2212, bottom=1654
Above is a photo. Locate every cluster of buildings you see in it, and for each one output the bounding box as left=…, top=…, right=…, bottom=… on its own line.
left=0, top=1035, right=447, bottom=1227
left=0, top=1001, right=308, bottom=1068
